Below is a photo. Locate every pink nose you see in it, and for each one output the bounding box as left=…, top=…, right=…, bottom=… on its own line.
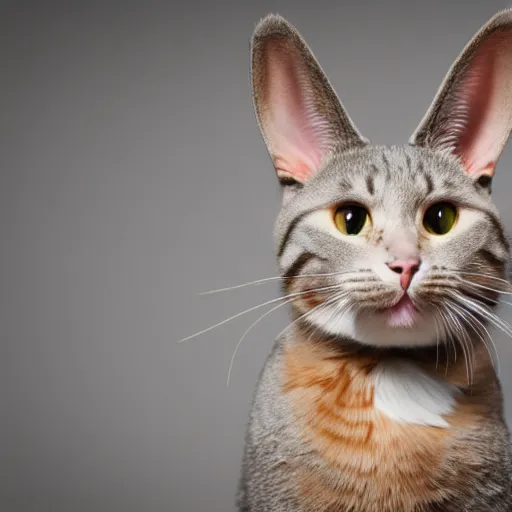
left=387, top=259, right=421, bottom=290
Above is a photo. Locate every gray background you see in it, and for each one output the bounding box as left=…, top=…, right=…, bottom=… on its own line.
left=3, top=1, right=512, bottom=511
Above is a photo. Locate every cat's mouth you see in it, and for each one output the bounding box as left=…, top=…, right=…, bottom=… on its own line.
left=378, top=293, right=420, bottom=328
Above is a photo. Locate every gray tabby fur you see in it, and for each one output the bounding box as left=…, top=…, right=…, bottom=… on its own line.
left=238, top=9, right=512, bottom=511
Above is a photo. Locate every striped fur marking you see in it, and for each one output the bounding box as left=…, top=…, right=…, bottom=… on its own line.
left=283, top=337, right=463, bottom=511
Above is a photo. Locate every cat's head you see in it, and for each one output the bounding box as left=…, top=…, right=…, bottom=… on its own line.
left=250, top=11, right=512, bottom=347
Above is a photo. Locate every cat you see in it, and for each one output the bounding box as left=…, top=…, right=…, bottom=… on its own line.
left=237, top=9, right=512, bottom=512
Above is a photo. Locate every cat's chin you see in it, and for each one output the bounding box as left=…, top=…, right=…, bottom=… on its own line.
left=305, top=298, right=439, bottom=348
left=379, top=294, right=419, bottom=329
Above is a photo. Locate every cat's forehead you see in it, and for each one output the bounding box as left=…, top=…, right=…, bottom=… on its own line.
left=321, top=145, right=470, bottom=194
left=299, top=144, right=483, bottom=207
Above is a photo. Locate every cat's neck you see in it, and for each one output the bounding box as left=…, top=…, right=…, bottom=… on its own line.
left=290, top=325, right=495, bottom=383
left=284, top=326, right=497, bottom=408
left=280, top=323, right=501, bottom=510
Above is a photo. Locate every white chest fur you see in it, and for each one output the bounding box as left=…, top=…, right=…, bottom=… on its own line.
left=372, top=359, right=460, bottom=428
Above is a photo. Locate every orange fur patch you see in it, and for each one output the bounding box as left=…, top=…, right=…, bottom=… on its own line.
left=282, top=336, right=490, bottom=511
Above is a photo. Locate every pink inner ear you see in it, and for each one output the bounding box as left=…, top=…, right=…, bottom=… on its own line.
left=261, top=40, right=334, bottom=182
left=452, top=31, right=512, bottom=177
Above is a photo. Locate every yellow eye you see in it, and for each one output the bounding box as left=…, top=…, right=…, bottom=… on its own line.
left=334, top=204, right=370, bottom=235
left=423, top=202, right=457, bottom=235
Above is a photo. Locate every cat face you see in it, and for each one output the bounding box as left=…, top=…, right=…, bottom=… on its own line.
left=275, top=145, right=507, bottom=346
left=251, top=13, right=512, bottom=347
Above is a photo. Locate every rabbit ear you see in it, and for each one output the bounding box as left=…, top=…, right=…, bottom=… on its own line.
left=410, top=10, right=512, bottom=179
left=251, top=14, right=367, bottom=184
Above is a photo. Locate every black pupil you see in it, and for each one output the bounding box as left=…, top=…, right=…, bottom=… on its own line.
left=424, top=203, right=455, bottom=234
left=343, top=206, right=366, bottom=234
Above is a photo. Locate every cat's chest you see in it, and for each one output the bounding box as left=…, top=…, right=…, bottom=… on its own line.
left=282, top=340, right=483, bottom=511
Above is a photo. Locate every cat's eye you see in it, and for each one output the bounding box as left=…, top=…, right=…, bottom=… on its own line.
left=423, top=202, right=458, bottom=235
left=334, top=204, right=369, bottom=236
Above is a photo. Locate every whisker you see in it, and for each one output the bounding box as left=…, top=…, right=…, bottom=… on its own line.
left=177, top=283, right=344, bottom=343
left=303, top=293, right=347, bottom=344
left=433, top=304, right=457, bottom=372
left=431, top=305, right=452, bottom=371
left=458, top=287, right=512, bottom=309
left=433, top=313, right=442, bottom=372
left=446, top=270, right=512, bottom=287
left=448, top=301, right=500, bottom=376
left=275, top=291, right=349, bottom=341
left=445, top=306, right=472, bottom=385
left=452, top=304, right=478, bottom=385
left=226, top=297, right=295, bottom=387
left=317, top=292, right=352, bottom=337
left=302, top=298, right=345, bottom=342
left=456, top=292, right=512, bottom=337
left=199, top=270, right=361, bottom=295
left=457, top=281, right=512, bottom=306
left=451, top=292, right=512, bottom=340
left=456, top=279, right=512, bottom=297
left=461, top=302, right=501, bottom=377
left=452, top=294, right=502, bottom=365
left=441, top=304, right=458, bottom=375
left=436, top=270, right=512, bottom=295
